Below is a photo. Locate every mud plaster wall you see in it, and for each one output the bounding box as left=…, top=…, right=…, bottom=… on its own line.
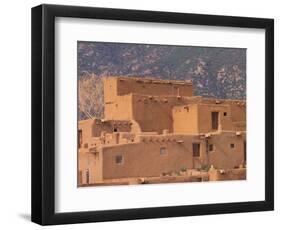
left=104, top=77, right=193, bottom=100
left=101, top=135, right=204, bottom=179
left=172, top=104, right=198, bottom=134
left=207, top=133, right=246, bottom=169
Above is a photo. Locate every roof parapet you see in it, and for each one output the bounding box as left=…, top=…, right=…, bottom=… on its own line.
left=104, top=76, right=193, bottom=86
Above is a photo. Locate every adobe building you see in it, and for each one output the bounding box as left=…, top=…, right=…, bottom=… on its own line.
left=78, top=76, right=246, bottom=186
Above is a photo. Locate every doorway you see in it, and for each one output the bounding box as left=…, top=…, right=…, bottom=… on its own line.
left=244, top=141, right=247, bottom=164
left=211, top=112, right=219, bottom=130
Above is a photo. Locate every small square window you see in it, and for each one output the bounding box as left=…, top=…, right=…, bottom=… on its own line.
left=209, top=144, right=214, bottom=151
left=230, top=143, right=235, bottom=148
left=160, top=147, right=167, bottom=155
left=223, top=112, right=227, bottom=116
left=115, top=155, right=123, bottom=164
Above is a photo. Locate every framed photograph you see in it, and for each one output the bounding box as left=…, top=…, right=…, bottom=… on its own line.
left=31, top=4, right=274, bottom=225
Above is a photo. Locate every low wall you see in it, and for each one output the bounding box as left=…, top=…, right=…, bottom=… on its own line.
left=208, top=168, right=246, bottom=181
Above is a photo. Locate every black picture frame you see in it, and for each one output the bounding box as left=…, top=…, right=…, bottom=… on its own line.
left=31, top=4, right=274, bottom=225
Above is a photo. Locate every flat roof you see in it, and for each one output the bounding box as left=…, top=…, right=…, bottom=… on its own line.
left=104, top=76, right=193, bottom=86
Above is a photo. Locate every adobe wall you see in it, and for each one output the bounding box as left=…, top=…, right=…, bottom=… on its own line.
left=197, top=102, right=246, bottom=132
left=78, top=118, right=132, bottom=142
left=208, top=168, right=246, bottom=181
left=229, top=103, right=246, bottom=131
left=103, top=76, right=193, bottom=103
left=78, top=131, right=245, bottom=183
left=78, top=120, right=102, bottom=185
left=78, top=150, right=103, bottom=185
left=229, top=101, right=246, bottom=122
left=99, top=132, right=245, bottom=180
left=173, top=100, right=246, bottom=134
left=102, top=132, right=139, bottom=145
left=91, top=119, right=132, bottom=137
left=78, top=119, right=94, bottom=149
left=173, top=104, right=198, bottom=134
left=197, top=104, right=233, bottom=133
left=78, top=152, right=87, bottom=185
left=104, top=96, right=246, bottom=135
left=131, top=94, right=192, bottom=134
left=101, top=134, right=205, bottom=179
left=198, top=99, right=246, bottom=131
left=105, top=93, right=194, bottom=134
left=103, top=76, right=194, bottom=134
left=104, top=94, right=133, bottom=120
left=207, top=132, right=246, bottom=169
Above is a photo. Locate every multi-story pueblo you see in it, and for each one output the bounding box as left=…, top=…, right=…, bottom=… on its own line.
left=78, top=76, right=246, bottom=186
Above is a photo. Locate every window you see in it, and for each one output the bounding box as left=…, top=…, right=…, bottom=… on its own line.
left=160, top=147, right=167, bottom=155
left=211, top=112, right=219, bottom=130
left=115, top=155, right=124, bottom=164
left=223, top=112, right=227, bottom=116
left=230, top=143, right=235, bottom=148
left=192, top=143, right=200, bottom=157
left=209, top=144, right=214, bottom=151
left=113, top=127, right=118, bottom=132
left=78, top=130, right=82, bottom=148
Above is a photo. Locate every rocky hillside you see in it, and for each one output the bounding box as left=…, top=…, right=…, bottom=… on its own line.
left=78, top=42, right=246, bottom=120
